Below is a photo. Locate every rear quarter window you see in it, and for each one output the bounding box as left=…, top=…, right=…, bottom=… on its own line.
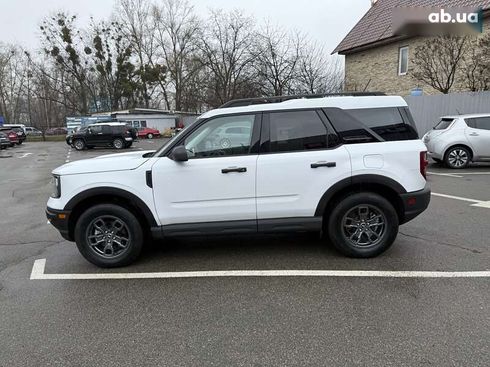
left=434, top=118, right=455, bottom=130
left=345, top=107, right=419, bottom=141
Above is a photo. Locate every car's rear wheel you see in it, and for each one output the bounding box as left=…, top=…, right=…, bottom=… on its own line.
left=74, top=204, right=143, bottom=267
left=113, top=138, right=124, bottom=149
left=73, top=139, right=85, bottom=151
left=147, top=133, right=153, bottom=139
left=445, top=146, right=470, bottom=169
left=327, top=192, right=399, bottom=258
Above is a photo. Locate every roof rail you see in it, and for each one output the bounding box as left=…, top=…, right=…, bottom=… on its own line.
left=219, top=92, right=386, bottom=108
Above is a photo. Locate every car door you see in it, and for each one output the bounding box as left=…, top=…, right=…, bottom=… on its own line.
left=465, top=117, right=490, bottom=159
left=256, top=109, right=351, bottom=221
left=86, top=125, right=104, bottom=145
left=151, top=113, right=260, bottom=227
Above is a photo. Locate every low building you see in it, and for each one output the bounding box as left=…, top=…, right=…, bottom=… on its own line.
left=66, top=108, right=198, bottom=132
left=333, top=0, right=490, bottom=96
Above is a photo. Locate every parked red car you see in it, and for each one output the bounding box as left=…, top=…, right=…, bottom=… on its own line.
left=137, top=127, right=160, bottom=139
left=0, top=128, right=19, bottom=146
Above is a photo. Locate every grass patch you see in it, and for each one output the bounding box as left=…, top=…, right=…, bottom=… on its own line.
left=26, top=135, right=67, bottom=142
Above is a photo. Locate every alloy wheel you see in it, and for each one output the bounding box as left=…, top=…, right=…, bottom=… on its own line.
left=448, top=149, right=468, bottom=168
left=341, top=204, right=386, bottom=248
left=85, top=215, right=131, bottom=258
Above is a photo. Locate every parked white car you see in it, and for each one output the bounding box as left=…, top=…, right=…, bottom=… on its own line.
left=47, top=93, right=430, bottom=267
left=423, top=114, right=490, bottom=168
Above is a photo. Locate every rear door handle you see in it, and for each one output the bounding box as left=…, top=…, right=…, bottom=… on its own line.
left=311, top=161, right=336, bottom=168
left=469, top=132, right=479, bottom=136
left=221, top=167, right=247, bottom=174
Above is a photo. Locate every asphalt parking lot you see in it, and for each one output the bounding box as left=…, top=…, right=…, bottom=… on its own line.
left=0, top=140, right=489, bottom=366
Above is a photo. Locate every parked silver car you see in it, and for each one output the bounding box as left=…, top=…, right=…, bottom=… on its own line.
left=423, top=114, right=490, bottom=168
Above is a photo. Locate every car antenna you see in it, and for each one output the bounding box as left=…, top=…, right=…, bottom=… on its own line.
left=455, top=108, right=462, bottom=115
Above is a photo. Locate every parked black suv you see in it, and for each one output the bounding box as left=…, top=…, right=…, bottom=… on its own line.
left=67, top=123, right=135, bottom=150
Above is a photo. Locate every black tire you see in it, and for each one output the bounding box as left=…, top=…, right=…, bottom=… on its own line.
left=444, top=146, right=470, bottom=169
left=17, top=141, right=23, bottom=145
left=73, top=139, right=86, bottom=151
left=113, top=138, right=124, bottom=149
left=74, top=204, right=144, bottom=267
left=147, top=133, right=153, bottom=139
left=327, top=192, right=399, bottom=258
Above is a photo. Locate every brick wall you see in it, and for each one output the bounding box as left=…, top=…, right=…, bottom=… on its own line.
left=344, top=19, right=490, bottom=96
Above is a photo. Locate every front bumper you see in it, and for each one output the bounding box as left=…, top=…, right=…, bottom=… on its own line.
left=427, top=151, right=443, bottom=160
left=399, top=184, right=431, bottom=224
left=46, top=207, right=72, bottom=241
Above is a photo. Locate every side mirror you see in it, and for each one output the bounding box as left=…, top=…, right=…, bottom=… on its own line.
left=171, top=145, right=188, bottom=162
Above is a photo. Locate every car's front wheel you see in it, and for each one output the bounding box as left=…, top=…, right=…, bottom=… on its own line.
left=113, top=138, right=124, bottom=149
left=73, top=139, right=85, bottom=151
left=327, top=192, right=399, bottom=258
left=74, top=204, right=144, bottom=267
left=445, top=146, right=470, bottom=169
left=147, top=133, right=153, bottom=139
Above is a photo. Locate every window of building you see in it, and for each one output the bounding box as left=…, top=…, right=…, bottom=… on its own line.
left=398, top=46, right=409, bottom=75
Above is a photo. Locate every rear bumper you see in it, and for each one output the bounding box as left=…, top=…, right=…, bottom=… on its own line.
left=399, top=184, right=431, bottom=224
left=427, top=151, right=443, bottom=160
left=46, top=207, right=73, bottom=241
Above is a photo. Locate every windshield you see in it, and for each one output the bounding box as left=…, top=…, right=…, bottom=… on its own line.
left=434, top=118, right=454, bottom=130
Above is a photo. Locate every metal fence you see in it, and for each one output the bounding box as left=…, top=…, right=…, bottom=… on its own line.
left=404, top=91, right=490, bottom=135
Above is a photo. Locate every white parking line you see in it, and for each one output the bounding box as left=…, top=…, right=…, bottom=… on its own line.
left=431, top=192, right=481, bottom=203
left=427, top=171, right=463, bottom=178
left=18, top=153, right=33, bottom=159
left=30, top=259, right=490, bottom=280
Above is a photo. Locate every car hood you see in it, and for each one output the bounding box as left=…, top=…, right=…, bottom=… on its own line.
left=53, top=150, right=156, bottom=176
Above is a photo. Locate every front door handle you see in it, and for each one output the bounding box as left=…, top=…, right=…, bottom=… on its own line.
left=469, top=132, right=479, bottom=136
left=221, top=167, right=247, bottom=174
left=311, top=161, right=336, bottom=168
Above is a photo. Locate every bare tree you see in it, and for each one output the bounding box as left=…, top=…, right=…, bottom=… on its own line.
left=152, top=0, right=202, bottom=111
left=251, top=25, right=301, bottom=96
left=199, top=9, right=256, bottom=107
left=0, top=44, right=28, bottom=123
left=296, top=43, right=343, bottom=94
left=412, top=36, right=469, bottom=94
left=117, top=0, right=169, bottom=108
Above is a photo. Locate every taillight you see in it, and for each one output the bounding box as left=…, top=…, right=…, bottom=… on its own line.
left=420, top=151, right=428, bottom=179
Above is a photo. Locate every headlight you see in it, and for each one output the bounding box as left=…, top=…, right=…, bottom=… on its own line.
left=51, top=175, right=61, bottom=198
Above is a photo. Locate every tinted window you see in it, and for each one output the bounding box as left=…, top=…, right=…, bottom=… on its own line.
left=466, top=117, right=490, bottom=130
left=345, top=108, right=418, bottom=141
left=102, top=126, right=112, bottom=134
left=434, top=118, right=454, bottom=130
left=184, top=114, right=255, bottom=158
left=269, top=111, right=328, bottom=153
left=90, top=125, right=102, bottom=134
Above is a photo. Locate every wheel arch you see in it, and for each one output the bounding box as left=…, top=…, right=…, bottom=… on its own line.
left=315, top=175, right=406, bottom=224
left=443, top=144, right=474, bottom=161
left=64, top=187, right=157, bottom=241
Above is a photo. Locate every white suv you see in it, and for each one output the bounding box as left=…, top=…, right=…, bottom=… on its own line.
left=47, top=94, right=430, bottom=267
left=423, top=114, right=490, bottom=169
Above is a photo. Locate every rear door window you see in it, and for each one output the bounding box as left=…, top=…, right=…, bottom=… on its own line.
left=434, top=118, right=454, bottom=130
left=268, top=110, right=329, bottom=153
left=466, top=117, right=490, bottom=130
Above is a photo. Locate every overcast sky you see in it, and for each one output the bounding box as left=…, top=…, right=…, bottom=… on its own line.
left=0, top=0, right=370, bottom=55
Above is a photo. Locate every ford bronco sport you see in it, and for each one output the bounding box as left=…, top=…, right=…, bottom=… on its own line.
left=47, top=93, right=430, bottom=267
